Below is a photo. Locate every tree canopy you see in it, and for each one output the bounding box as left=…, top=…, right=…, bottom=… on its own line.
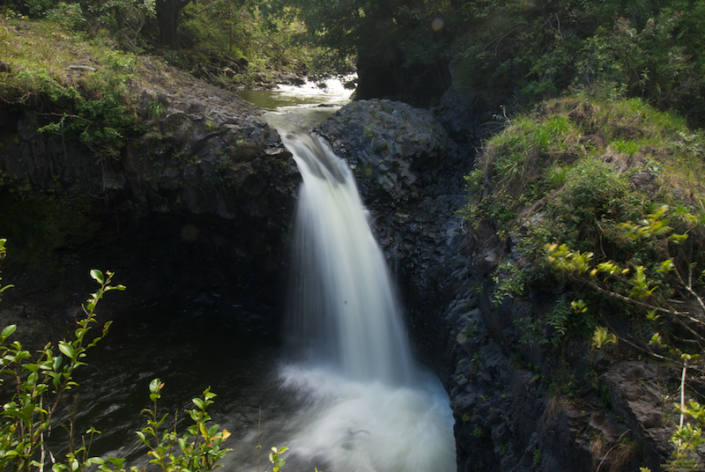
left=4, top=0, right=705, bottom=121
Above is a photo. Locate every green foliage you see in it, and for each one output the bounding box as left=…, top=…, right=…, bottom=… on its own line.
left=45, top=2, right=86, bottom=31
left=514, top=316, right=547, bottom=347
left=268, top=446, right=289, bottom=472
left=577, top=12, right=695, bottom=110
left=465, top=94, right=705, bottom=275
left=0, top=22, right=143, bottom=162
left=454, top=0, right=705, bottom=126
left=465, top=95, right=705, bottom=466
left=479, top=115, right=575, bottom=194
left=544, top=202, right=693, bottom=325
left=86, top=0, right=157, bottom=52
left=148, top=100, right=166, bottom=120
left=136, top=380, right=233, bottom=472
left=0, top=270, right=124, bottom=472
left=464, top=168, right=484, bottom=193
left=491, top=260, right=528, bottom=306
left=544, top=199, right=705, bottom=468
left=178, top=0, right=335, bottom=80
left=611, top=138, right=639, bottom=157
left=546, top=299, right=571, bottom=346
left=9, top=0, right=54, bottom=16
left=591, top=327, right=618, bottom=350
left=472, top=425, right=483, bottom=438
left=0, top=240, right=13, bottom=301
left=532, top=448, right=541, bottom=468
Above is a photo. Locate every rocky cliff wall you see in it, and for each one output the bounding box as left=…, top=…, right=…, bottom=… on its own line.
left=0, top=69, right=299, bottom=345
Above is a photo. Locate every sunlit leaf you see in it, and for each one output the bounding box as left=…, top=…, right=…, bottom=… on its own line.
left=90, top=269, right=105, bottom=285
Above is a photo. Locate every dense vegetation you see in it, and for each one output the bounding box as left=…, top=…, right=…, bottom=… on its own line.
left=0, top=0, right=337, bottom=89
left=4, top=0, right=705, bottom=118
left=263, top=0, right=705, bottom=119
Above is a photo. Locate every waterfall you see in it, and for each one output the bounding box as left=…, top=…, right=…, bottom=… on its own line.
left=285, top=133, right=413, bottom=385
left=275, top=132, right=455, bottom=472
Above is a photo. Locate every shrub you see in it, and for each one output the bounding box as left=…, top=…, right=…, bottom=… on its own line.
left=45, top=2, right=86, bottom=31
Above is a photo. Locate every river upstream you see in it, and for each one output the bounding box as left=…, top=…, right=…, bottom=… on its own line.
left=54, top=78, right=456, bottom=472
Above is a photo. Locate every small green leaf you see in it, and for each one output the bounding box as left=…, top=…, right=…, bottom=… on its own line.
left=649, top=332, right=663, bottom=346
left=90, top=270, right=105, bottom=285
left=149, top=378, right=162, bottom=394
left=58, top=342, right=74, bottom=359
left=1, top=325, right=16, bottom=340
left=2, top=408, right=31, bottom=422
left=27, top=372, right=38, bottom=386
left=106, top=284, right=126, bottom=292
left=105, top=458, right=125, bottom=468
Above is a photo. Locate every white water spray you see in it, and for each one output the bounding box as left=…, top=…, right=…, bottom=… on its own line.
left=279, top=133, right=455, bottom=472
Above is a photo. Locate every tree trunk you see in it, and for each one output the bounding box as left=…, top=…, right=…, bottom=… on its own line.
left=155, top=0, right=191, bottom=49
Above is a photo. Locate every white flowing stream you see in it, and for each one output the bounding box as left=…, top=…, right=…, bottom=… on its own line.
left=273, top=131, right=455, bottom=472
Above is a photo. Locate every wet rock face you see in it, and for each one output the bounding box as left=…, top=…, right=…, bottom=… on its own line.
left=604, top=361, right=672, bottom=468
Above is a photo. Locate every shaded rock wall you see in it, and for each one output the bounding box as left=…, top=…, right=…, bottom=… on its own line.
left=0, top=74, right=299, bottom=344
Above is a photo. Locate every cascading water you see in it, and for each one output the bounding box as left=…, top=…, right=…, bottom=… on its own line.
left=284, top=133, right=413, bottom=385
left=276, top=132, right=455, bottom=472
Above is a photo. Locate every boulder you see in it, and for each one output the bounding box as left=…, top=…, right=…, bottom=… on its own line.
left=315, top=99, right=462, bottom=207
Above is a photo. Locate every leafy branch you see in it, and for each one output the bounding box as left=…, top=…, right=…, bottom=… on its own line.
left=0, top=270, right=124, bottom=472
